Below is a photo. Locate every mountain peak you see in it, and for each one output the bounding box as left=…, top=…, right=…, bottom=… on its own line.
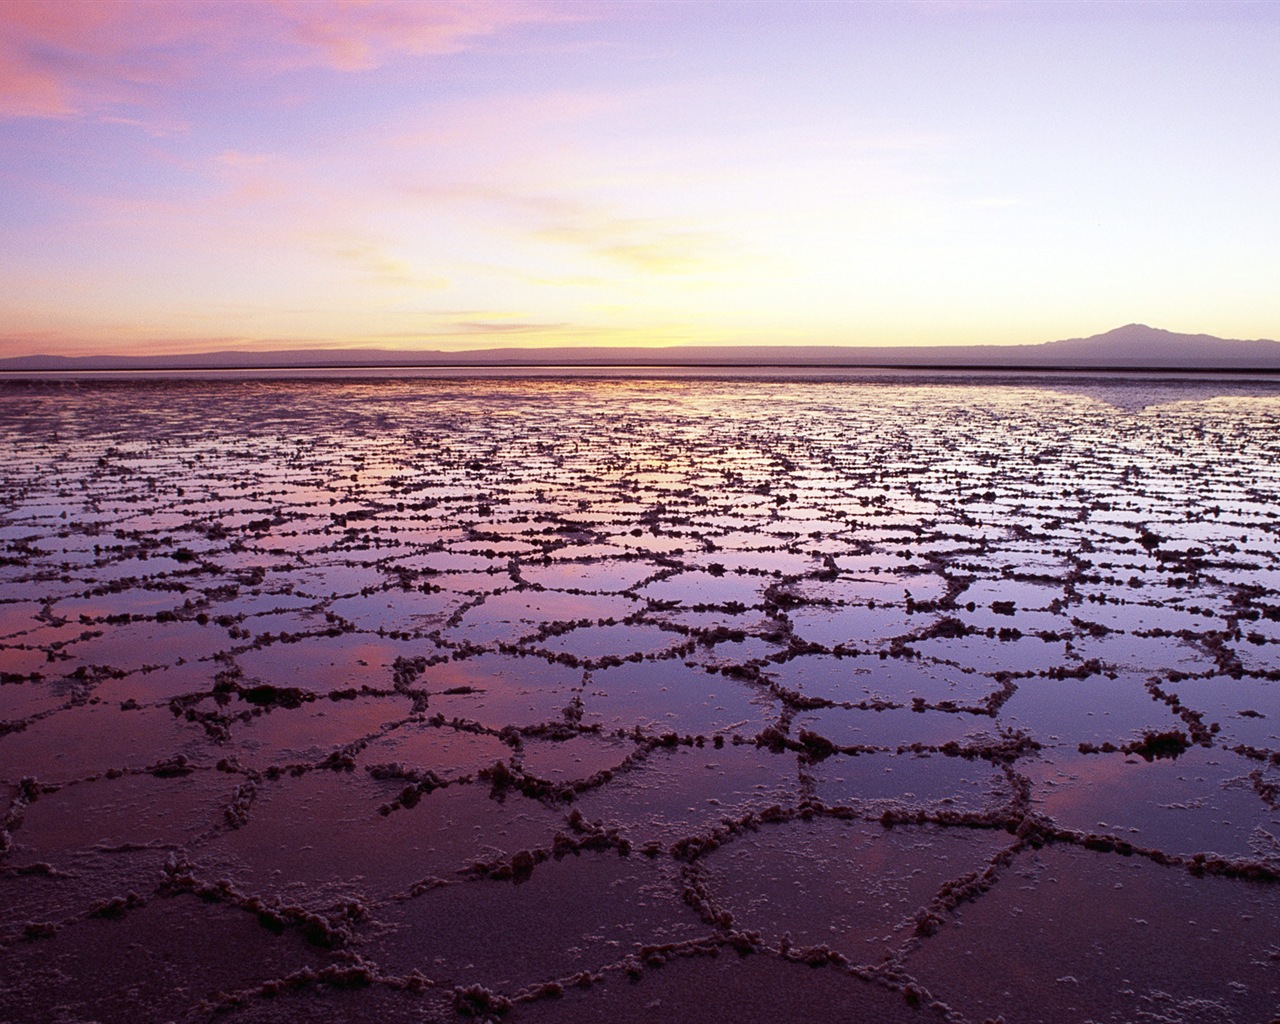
left=1042, top=324, right=1279, bottom=367
left=1097, top=323, right=1171, bottom=340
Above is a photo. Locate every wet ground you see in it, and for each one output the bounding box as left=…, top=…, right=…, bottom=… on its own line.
left=2, top=371, right=1280, bottom=1023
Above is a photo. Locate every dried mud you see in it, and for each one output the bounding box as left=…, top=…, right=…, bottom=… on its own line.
left=3, top=373, right=1280, bottom=1022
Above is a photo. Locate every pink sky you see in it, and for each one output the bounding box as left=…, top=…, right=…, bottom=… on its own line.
left=2, top=0, right=1278, bottom=357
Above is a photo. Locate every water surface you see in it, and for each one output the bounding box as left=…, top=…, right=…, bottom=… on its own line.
left=2, top=371, right=1279, bottom=1022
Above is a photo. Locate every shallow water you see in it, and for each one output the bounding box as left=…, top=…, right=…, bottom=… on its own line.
left=2, top=371, right=1280, bottom=1022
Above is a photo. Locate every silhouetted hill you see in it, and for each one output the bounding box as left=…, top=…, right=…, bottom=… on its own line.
left=1031, top=324, right=1280, bottom=368
left=3, top=325, right=1279, bottom=371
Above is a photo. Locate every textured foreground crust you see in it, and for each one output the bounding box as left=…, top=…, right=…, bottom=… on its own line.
left=2, top=373, right=1280, bottom=1023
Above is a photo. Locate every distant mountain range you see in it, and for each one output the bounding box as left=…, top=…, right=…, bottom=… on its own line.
left=3, top=324, right=1279, bottom=372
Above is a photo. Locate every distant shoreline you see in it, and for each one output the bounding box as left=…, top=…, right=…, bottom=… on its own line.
left=5, top=362, right=1280, bottom=378
left=5, top=324, right=1280, bottom=374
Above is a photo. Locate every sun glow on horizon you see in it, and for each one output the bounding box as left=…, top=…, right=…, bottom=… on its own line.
left=2, top=1, right=1278, bottom=359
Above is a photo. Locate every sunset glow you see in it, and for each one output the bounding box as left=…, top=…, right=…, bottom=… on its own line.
left=2, top=0, right=1278, bottom=358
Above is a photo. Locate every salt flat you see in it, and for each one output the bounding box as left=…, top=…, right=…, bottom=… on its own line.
left=2, top=371, right=1280, bottom=1023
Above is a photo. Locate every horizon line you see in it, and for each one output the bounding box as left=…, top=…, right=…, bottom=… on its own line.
left=6, top=361, right=1280, bottom=377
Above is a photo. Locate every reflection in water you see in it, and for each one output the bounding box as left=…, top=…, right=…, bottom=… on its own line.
left=2, top=371, right=1280, bottom=1022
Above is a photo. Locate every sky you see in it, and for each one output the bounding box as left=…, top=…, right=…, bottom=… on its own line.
left=1, top=0, right=1278, bottom=358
